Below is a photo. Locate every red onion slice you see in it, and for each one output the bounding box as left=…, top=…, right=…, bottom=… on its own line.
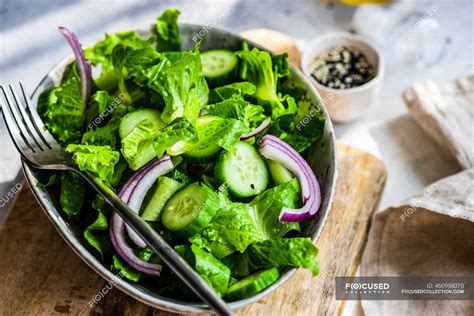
left=58, top=26, right=92, bottom=111
left=125, top=157, right=174, bottom=248
left=110, top=213, right=162, bottom=276
left=259, top=135, right=321, bottom=222
left=109, top=156, right=174, bottom=275
left=240, top=119, right=271, bottom=140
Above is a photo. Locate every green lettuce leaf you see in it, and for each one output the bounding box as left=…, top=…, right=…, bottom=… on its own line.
left=110, top=159, right=128, bottom=187
left=169, top=169, right=192, bottom=185
left=85, top=31, right=155, bottom=69
left=111, top=255, right=141, bottom=282
left=147, top=47, right=209, bottom=124
left=65, top=144, right=120, bottom=182
left=84, top=91, right=115, bottom=125
left=247, top=178, right=300, bottom=239
left=84, top=195, right=110, bottom=259
left=271, top=53, right=290, bottom=84
left=155, top=9, right=181, bottom=52
left=185, top=117, right=249, bottom=154
left=105, top=45, right=162, bottom=105
left=59, top=172, right=85, bottom=219
left=121, top=118, right=197, bottom=170
left=175, top=244, right=230, bottom=296
left=237, top=48, right=293, bottom=118
left=84, top=30, right=155, bottom=90
left=111, top=44, right=133, bottom=103
left=39, top=75, right=84, bottom=145
left=208, top=82, right=256, bottom=104
left=238, top=238, right=320, bottom=277
left=162, top=51, right=183, bottom=63
left=190, top=203, right=264, bottom=259
left=205, top=100, right=267, bottom=129
left=120, top=120, right=157, bottom=170
left=81, top=119, right=120, bottom=149
left=111, top=248, right=158, bottom=282
left=36, top=173, right=59, bottom=188
left=191, top=179, right=301, bottom=259
left=82, top=91, right=128, bottom=149
left=268, top=109, right=324, bottom=153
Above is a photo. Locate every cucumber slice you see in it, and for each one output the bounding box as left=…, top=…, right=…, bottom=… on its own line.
left=215, top=142, right=269, bottom=198
left=119, top=108, right=165, bottom=139
left=201, top=49, right=238, bottom=87
left=161, top=182, right=220, bottom=236
left=141, top=177, right=184, bottom=221
left=266, top=159, right=294, bottom=185
left=225, top=268, right=280, bottom=301
left=183, top=116, right=223, bottom=164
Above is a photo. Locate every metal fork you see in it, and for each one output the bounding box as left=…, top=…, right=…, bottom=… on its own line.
left=0, top=82, right=234, bottom=316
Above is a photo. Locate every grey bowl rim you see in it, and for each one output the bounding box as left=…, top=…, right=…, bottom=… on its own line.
left=21, top=22, right=338, bottom=314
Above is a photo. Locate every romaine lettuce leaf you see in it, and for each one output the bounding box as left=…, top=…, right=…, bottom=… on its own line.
left=268, top=109, right=324, bottom=153
left=155, top=9, right=181, bottom=52
left=150, top=117, right=198, bottom=156
left=238, top=238, right=320, bottom=276
left=208, top=82, right=256, bottom=104
left=175, top=244, right=230, bottom=296
left=110, top=159, right=128, bottom=187
left=84, top=195, right=110, bottom=259
left=105, top=44, right=162, bottom=105
left=237, top=48, right=291, bottom=118
left=65, top=144, right=120, bottom=182
left=205, top=100, right=267, bottom=129
left=146, top=47, right=209, bottom=124
left=84, top=30, right=155, bottom=90
left=121, top=118, right=197, bottom=170
left=187, top=117, right=249, bottom=154
left=111, top=255, right=141, bottom=282
left=39, top=75, right=84, bottom=145
left=59, top=172, right=85, bottom=219
left=85, top=91, right=115, bottom=123
left=85, top=31, right=155, bottom=69
left=169, top=169, right=192, bottom=185
left=120, top=120, right=157, bottom=170
left=36, top=173, right=59, bottom=188
left=190, top=203, right=264, bottom=258
left=111, top=44, right=133, bottom=103
left=81, top=119, right=120, bottom=149
left=271, top=53, right=290, bottom=83
left=247, top=178, right=300, bottom=239
left=190, top=179, right=301, bottom=258
left=82, top=90, right=128, bottom=149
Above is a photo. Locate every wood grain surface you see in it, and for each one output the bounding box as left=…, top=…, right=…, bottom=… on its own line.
left=0, top=143, right=386, bottom=316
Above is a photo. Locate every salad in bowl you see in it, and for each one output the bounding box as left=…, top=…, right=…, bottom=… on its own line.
left=28, top=8, right=336, bottom=312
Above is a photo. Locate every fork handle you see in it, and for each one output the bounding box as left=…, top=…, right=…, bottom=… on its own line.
left=82, top=173, right=234, bottom=316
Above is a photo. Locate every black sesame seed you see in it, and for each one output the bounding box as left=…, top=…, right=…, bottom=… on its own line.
left=310, top=46, right=375, bottom=89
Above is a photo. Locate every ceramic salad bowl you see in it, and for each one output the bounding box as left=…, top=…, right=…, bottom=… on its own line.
left=22, top=23, right=337, bottom=313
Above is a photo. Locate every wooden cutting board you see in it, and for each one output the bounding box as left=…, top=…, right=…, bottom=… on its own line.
left=0, top=143, right=386, bottom=316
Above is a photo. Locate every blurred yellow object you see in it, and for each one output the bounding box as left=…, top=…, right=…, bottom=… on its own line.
left=330, top=0, right=391, bottom=5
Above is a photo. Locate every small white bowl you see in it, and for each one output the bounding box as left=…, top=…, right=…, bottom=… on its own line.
left=302, top=32, right=384, bottom=123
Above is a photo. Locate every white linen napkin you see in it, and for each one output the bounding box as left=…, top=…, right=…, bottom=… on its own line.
left=360, top=75, right=474, bottom=315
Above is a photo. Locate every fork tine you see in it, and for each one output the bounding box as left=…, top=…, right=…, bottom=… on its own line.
left=18, top=82, right=55, bottom=149
left=8, top=84, right=45, bottom=151
left=0, top=85, right=34, bottom=155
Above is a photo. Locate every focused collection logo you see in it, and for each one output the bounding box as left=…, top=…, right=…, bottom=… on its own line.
left=345, top=282, right=390, bottom=294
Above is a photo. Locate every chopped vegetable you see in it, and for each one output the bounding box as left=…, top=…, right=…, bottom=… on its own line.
left=58, top=26, right=92, bottom=109
left=65, top=144, right=120, bottom=182
left=236, top=238, right=320, bottom=277
left=225, top=267, right=280, bottom=301
left=259, top=135, right=322, bottom=222
left=38, top=9, right=327, bottom=301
